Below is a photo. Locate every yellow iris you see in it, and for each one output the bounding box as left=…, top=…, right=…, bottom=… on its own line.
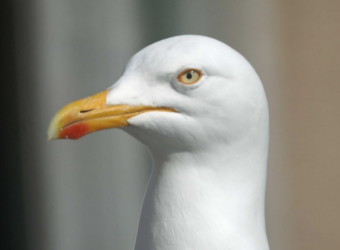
left=178, top=69, right=202, bottom=85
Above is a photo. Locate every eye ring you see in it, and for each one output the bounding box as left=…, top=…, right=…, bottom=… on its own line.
left=177, top=69, right=202, bottom=85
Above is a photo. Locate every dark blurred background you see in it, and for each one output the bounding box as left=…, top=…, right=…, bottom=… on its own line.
left=1, top=0, right=340, bottom=250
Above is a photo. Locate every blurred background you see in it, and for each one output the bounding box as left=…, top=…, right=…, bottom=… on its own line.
left=1, top=0, right=340, bottom=249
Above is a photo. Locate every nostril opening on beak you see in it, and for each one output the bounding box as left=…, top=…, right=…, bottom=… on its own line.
left=80, top=109, right=95, bottom=113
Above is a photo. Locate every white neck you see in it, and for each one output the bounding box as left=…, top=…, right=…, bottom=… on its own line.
left=134, top=141, right=269, bottom=250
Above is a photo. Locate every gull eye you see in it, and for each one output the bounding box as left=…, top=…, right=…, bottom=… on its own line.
left=177, top=69, right=202, bottom=85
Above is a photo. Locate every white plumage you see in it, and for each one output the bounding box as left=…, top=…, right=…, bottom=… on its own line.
left=110, top=35, right=270, bottom=250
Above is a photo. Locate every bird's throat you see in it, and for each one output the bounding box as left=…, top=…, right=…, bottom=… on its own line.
left=134, top=148, right=270, bottom=250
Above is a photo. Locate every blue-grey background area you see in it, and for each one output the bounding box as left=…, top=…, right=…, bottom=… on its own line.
left=12, top=0, right=340, bottom=250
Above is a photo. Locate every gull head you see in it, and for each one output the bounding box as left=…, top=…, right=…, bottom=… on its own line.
left=47, top=35, right=268, bottom=153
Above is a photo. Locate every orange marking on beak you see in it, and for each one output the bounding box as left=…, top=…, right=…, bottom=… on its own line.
left=59, top=123, right=90, bottom=140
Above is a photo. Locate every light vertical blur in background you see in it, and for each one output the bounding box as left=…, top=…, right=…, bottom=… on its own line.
left=2, top=0, right=339, bottom=249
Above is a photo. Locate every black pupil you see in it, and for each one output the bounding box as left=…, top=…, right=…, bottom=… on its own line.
left=187, top=72, right=193, bottom=79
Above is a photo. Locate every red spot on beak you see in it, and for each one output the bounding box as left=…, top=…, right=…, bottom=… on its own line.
left=59, top=123, right=90, bottom=140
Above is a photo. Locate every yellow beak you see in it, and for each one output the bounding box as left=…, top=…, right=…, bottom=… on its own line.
left=47, top=90, right=175, bottom=140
